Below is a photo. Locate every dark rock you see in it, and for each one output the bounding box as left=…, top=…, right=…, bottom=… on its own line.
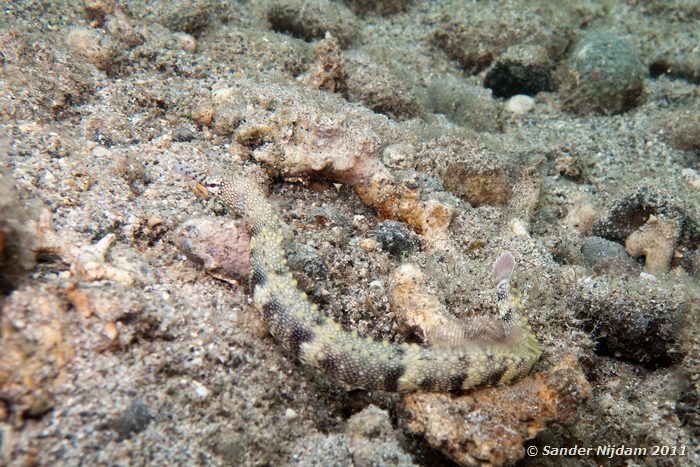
left=105, top=400, right=153, bottom=440
left=571, top=276, right=687, bottom=368
left=581, top=236, right=631, bottom=267
left=286, top=243, right=329, bottom=296
left=371, top=220, right=420, bottom=257
left=556, top=32, right=646, bottom=115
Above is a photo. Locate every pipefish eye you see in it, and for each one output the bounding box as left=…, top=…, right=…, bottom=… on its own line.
left=203, top=179, right=222, bottom=193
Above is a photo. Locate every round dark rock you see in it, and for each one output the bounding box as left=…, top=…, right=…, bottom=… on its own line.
left=557, top=32, right=645, bottom=114
left=286, top=243, right=329, bottom=296
left=581, top=236, right=629, bottom=268
left=105, top=400, right=153, bottom=440
left=371, top=221, right=420, bottom=257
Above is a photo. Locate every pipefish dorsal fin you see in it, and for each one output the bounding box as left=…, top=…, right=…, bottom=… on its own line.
left=492, top=251, right=515, bottom=288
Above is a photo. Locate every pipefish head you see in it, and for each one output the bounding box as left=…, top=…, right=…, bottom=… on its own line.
left=174, top=163, right=223, bottom=196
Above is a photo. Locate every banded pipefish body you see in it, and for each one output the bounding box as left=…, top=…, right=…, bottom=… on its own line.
left=177, top=165, right=542, bottom=393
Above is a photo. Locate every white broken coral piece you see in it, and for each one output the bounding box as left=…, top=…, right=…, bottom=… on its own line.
left=38, top=223, right=135, bottom=284
left=510, top=218, right=530, bottom=236
left=563, top=203, right=597, bottom=235
left=625, top=217, right=680, bottom=275
left=69, top=234, right=135, bottom=283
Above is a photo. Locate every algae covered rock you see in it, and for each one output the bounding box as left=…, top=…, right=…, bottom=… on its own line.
left=267, top=0, right=359, bottom=47
left=592, top=184, right=699, bottom=274
left=571, top=275, right=687, bottom=367
left=404, top=356, right=591, bottom=466
left=430, top=1, right=572, bottom=75
left=426, top=74, right=501, bottom=132
left=557, top=32, right=646, bottom=115
left=343, top=51, right=423, bottom=120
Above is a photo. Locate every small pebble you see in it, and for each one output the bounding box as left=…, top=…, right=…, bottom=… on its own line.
left=505, top=94, right=535, bottom=115
left=371, top=221, right=420, bottom=257
left=173, top=32, right=197, bottom=53
left=67, top=27, right=115, bottom=71
left=104, top=400, right=153, bottom=440
left=359, top=238, right=379, bottom=252
left=192, top=380, right=211, bottom=399
left=381, top=143, right=416, bottom=170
